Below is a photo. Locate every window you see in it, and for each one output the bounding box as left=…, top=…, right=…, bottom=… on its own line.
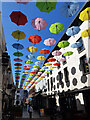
left=77, top=37, right=85, bottom=53
left=57, top=83, right=59, bottom=88
left=47, top=73, right=49, bottom=77
left=50, top=71, right=52, bottom=75
left=47, top=79, right=50, bottom=91
left=62, top=55, right=67, bottom=65
left=54, top=85, right=56, bottom=90
left=58, top=71, right=63, bottom=84
left=56, top=75, right=59, bottom=81
left=50, top=77, right=53, bottom=91
left=64, top=67, right=69, bottom=82
left=17, top=90, right=20, bottom=93
left=53, top=77, right=55, bottom=82
left=80, top=55, right=89, bottom=74
left=17, top=95, right=19, bottom=100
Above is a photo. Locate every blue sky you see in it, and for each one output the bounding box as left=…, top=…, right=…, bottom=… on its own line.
left=1, top=1, right=85, bottom=88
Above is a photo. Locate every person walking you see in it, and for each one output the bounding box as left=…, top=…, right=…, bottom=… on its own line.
left=27, top=104, right=33, bottom=118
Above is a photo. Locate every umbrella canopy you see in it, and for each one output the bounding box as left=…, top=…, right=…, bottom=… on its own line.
left=31, top=17, right=47, bottom=31
left=42, top=66, right=48, bottom=69
left=35, top=61, right=42, bottom=65
left=45, top=72, right=50, bottom=74
left=47, top=58, right=56, bottom=62
left=16, top=0, right=32, bottom=4
left=14, top=63, right=22, bottom=66
left=53, top=62, right=61, bottom=66
left=71, top=42, right=82, bottom=48
left=50, top=66, right=56, bottom=69
left=41, top=76, right=45, bottom=78
left=66, top=26, right=80, bottom=36
left=44, top=38, right=56, bottom=47
left=33, top=65, right=40, bottom=69
left=60, top=2, right=79, bottom=17
left=24, top=64, right=31, bottom=67
left=79, top=7, right=90, bottom=21
left=13, top=52, right=23, bottom=57
left=63, top=51, right=73, bottom=56
left=10, top=11, right=28, bottom=25
left=26, top=54, right=35, bottom=59
left=44, top=63, right=52, bottom=66
left=23, top=71, right=29, bottom=73
left=32, top=68, right=38, bottom=71
left=15, top=70, right=21, bottom=72
left=15, top=67, right=22, bottom=69
left=52, top=50, right=62, bottom=56
left=36, top=1, right=57, bottom=13
left=12, top=43, right=24, bottom=50
left=14, top=58, right=23, bottom=62
left=58, top=41, right=70, bottom=48
left=29, top=74, right=34, bottom=76
left=28, top=35, right=42, bottom=44
left=27, top=46, right=38, bottom=53
left=81, top=28, right=90, bottom=37
left=49, top=22, right=64, bottom=34
left=37, top=56, right=45, bottom=61
left=36, top=74, right=41, bottom=77
left=23, top=68, right=30, bottom=70
left=30, top=71, right=36, bottom=74
left=39, top=69, right=45, bottom=72
left=15, top=75, right=20, bottom=78
left=25, top=60, right=33, bottom=64
left=58, top=58, right=66, bottom=62
left=22, top=75, right=26, bottom=78
left=15, top=73, right=20, bottom=75
left=38, top=72, right=42, bottom=75
left=40, top=49, right=50, bottom=55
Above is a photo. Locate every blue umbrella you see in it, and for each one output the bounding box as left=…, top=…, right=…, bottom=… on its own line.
left=15, top=70, right=21, bottom=72
left=35, top=61, right=43, bottom=65
left=71, top=42, right=82, bottom=48
left=12, top=43, right=24, bottom=50
left=60, top=2, right=79, bottom=17
left=47, top=69, right=53, bottom=72
left=26, top=54, right=35, bottom=59
left=42, top=66, right=48, bottom=69
left=66, top=26, right=80, bottom=36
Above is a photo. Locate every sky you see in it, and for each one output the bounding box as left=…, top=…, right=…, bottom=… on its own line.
left=1, top=1, right=85, bottom=89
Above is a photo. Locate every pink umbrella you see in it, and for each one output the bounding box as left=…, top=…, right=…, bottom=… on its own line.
left=44, top=38, right=56, bottom=47
left=58, top=58, right=66, bottom=62
left=52, top=50, right=62, bottom=56
left=24, top=64, right=31, bottom=67
left=38, top=72, right=42, bottom=75
left=16, top=0, right=32, bottom=4
left=15, top=75, right=20, bottom=77
left=31, top=17, right=47, bottom=31
left=32, top=68, right=38, bottom=71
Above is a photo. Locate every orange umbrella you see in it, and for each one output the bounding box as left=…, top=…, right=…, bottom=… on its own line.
left=28, top=35, right=42, bottom=44
left=30, top=71, right=36, bottom=74
left=53, top=62, right=61, bottom=66
left=40, top=49, right=50, bottom=55
left=47, top=58, right=56, bottom=62
left=23, top=68, right=30, bottom=70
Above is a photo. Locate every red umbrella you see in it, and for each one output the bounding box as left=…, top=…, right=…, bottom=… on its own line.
left=24, top=64, right=31, bottom=67
left=30, top=71, right=36, bottom=74
left=36, top=74, right=41, bottom=77
left=15, top=76, right=20, bottom=79
left=14, top=58, right=23, bottom=62
left=16, top=83, right=19, bottom=85
left=16, top=0, right=32, bottom=4
left=47, top=58, right=56, bottom=62
left=28, top=35, right=42, bottom=44
left=41, top=76, right=45, bottom=78
left=14, top=63, right=22, bottom=66
left=23, top=68, right=30, bottom=70
left=40, top=49, right=50, bottom=55
left=21, top=78, right=25, bottom=80
left=10, top=11, right=28, bottom=26
left=53, top=62, right=61, bottom=66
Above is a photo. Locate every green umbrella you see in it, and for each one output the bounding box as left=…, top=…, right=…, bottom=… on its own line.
left=36, top=0, right=57, bottom=13
left=33, top=65, right=40, bottom=69
left=39, top=69, right=45, bottom=72
left=28, top=78, right=33, bottom=80
left=15, top=73, right=20, bottom=75
left=13, top=51, right=23, bottom=57
left=25, top=60, right=33, bottom=64
left=45, top=72, right=50, bottom=74
left=58, top=41, right=70, bottom=48
left=22, top=75, right=26, bottom=78
left=49, top=22, right=64, bottom=34
left=63, top=51, right=73, bottom=56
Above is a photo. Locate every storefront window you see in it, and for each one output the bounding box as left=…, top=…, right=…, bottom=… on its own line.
left=77, top=37, right=85, bottom=53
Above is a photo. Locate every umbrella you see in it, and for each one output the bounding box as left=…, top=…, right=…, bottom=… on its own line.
left=14, top=58, right=23, bottom=62
left=81, top=28, right=90, bottom=37
left=14, top=63, right=22, bottom=66
left=79, top=7, right=90, bottom=21
left=60, top=2, right=79, bottom=17
left=53, top=62, right=61, bottom=66
left=52, top=50, right=62, bottom=56
left=32, top=68, right=38, bottom=71
left=63, top=51, right=73, bottom=56
left=42, top=66, right=48, bottom=69
left=24, top=64, right=31, bottom=67
left=10, top=11, right=28, bottom=25
left=25, top=60, right=33, bottom=64
left=22, top=75, right=26, bottom=78
left=44, top=38, right=56, bottom=47
left=30, top=71, right=36, bottom=74
left=27, top=46, right=38, bottom=53
left=36, top=1, right=57, bottom=13
left=31, top=17, right=47, bottom=31
left=45, top=72, right=50, bottom=74
left=15, top=67, right=22, bottom=69
left=58, top=41, right=70, bottom=48
left=15, top=70, right=21, bottom=72
left=16, top=0, right=32, bottom=4
left=50, top=66, right=56, bottom=69
left=26, top=54, right=35, bottom=59
left=23, top=71, right=29, bottom=73
left=15, top=73, right=20, bottom=75
left=47, top=58, right=56, bottom=62
left=41, top=76, right=45, bottom=78
left=23, top=68, right=30, bottom=70
left=58, top=58, right=66, bottom=62
left=44, top=63, right=52, bottom=66
left=33, top=65, right=40, bottom=69
left=71, top=42, right=82, bottom=48
left=39, top=69, right=45, bottom=72
left=37, top=56, right=45, bottom=61
left=38, top=72, right=42, bottom=75
left=35, top=61, right=42, bottom=65
left=11, top=30, right=26, bottom=41
left=66, top=26, right=80, bottom=36
left=29, top=74, right=34, bottom=76
left=49, top=22, right=64, bottom=34
left=28, top=35, right=42, bottom=44
left=47, top=69, right=53, bottom=72
left=40, top=49, right=50, bottom=55
left=15, top=75, right=20, bottom=78
left=12, top=43, right=24, bottom=50
left=36, top=74, right=41, bottom=77
left=13, top=52, right=23, bottom=57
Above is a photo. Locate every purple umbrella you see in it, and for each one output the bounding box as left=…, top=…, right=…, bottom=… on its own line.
left=52, top=50, right=62, bottom=56
left=58, top=58, right=66, bottom=62
left=44, top=38, right=56, bottom=47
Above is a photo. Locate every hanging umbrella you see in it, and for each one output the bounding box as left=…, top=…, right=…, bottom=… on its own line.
left=28, top=35, right=42, bottom=44
left=37, top=56, right=45, bottom=61
left=10, top=11, right=28, bottom=25
left=11, top=30, right=26, bottom=41
left=32, top=68, right=38, bottom=71
left=25, top=60, right=33, bottom=64
left=36, top=74, right=41, bottom=77
left=52, top=50, right=62, bottom=56
left=14, top=63, right=22, bottom=66
left=39, top=69, right=45, bottom=72
left=60, top=2, right=79, bottom=17
left=79, top=7, right=90, bottom=21
left=63, top=51, right=73, bottom=56
left=26, top=80, right=31, bottom=83
left=58, top=41, right=70, bottom=48
left=50, top=66, right=56, bottom=69
left=29, top=74, right=34, bottom=76
left=71, top=42, right=82, bottom=48
left=35, top=61, right=42, bottom=66
left=26, top=54, right=35, bottom=59
left=23, top=68, right=30, bottom=70
left=49, top=22, right=64, bottom=34
left=24, top=64, right=31, bottom=67
left=44, top=63, right=52, bottom=66
left=81, top=28, right=90, bottom=37
left=22, top=75, right=26, bottom=78
left=53, top=62, right=61, bottom=66
left=47, top=69, right=53, bottom=72
left=30, top=71, right=36, bottom=74
left=12, top=43, right=24, bottom=50
left=66, top=26, right=80, bottom=36
left=13, top=52, right=23, bottom=57
left=16, top=0, right=32, bottom=4
left=58, top=58, right=66, bottom=62
left=36, top=1, right=57, bottom=13
left=33, top=65, right=40, bottom=69
left=14, top=58, right=23, bottom=62
left=38, top=72, right=42, bottom=75
left=47, top=58, right=56, bottom=62
left=23, top=71, right=29, bottom=73
left=15, top=73, right=20, bottom=75
left=15, top=75, right=20, bottom=78
left=15, top=67, right=22, bottom=69
left=41, top=76, right=45, bottom=78
left=42, top=66, right=48, bottom=69
left=31, top=17, right=47, bottom=31
left=44, top=38, right=56, bottom=47
left=40, top=49, right=50, bottom=55
left=45, top=72, right=50, bottom=74
left=35, top=76, right=39, bottom=78
left=15, top=70, right=21, bottom=72
left=27, top=46, right=38, bottom=53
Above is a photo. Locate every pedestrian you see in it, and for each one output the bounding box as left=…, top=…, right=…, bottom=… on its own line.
left=27, top=104, right=33, bottom=118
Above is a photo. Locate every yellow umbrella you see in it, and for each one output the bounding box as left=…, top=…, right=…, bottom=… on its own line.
left=35, top=76, right=39, bottom=78
left=81, top=28, right=90, bottom=37
left=15, top=67, right=22, bottom=69
left=29, top=74, right=34, bottom=76
left=79, top=7, right=90, bottom=21
left=50, top=66, right=56, bottom=69
left=27, top=46, right=38, bottom=53
left=23, top=71, right=29, bottom=73
left=44, top=63, right=52, bottom=66
left=37, top=56, right=45, bottom=61
left=11, top=30, right=26, bottom=40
